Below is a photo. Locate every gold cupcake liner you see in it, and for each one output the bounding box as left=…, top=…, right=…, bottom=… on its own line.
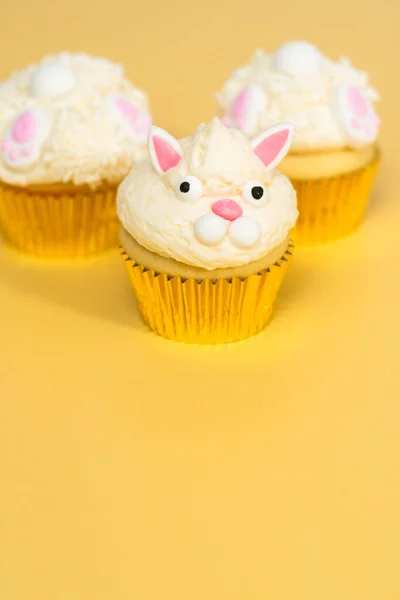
left=292, top=153, right=380, bottom=245
left=120, top=242, right=293, bottom=344
left=0, top=181, right=119, bottom=258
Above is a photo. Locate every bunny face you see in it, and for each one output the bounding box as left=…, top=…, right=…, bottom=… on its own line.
left=117, top=118, right=298, bottom=270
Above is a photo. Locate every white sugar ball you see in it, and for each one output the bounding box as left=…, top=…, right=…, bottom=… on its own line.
left=30, top=65, right=76, bottom=97
left=194, top=214, right=227, bottom=246
left=229, top=217, right=261, bottom=248
left=272, top=41, right=322, bottom=76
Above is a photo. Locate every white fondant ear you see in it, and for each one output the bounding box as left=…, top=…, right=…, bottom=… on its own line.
left=222, top=85, right=266, bottom=135
left=251, top=122, right=294, bottom=169
left=148, top=126, right=183, bottom=175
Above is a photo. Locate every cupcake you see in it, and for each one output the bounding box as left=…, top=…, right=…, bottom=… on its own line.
left=117, top=117, right=297, bottom=344
left=216, top=41, right=380, bottom=244
left=0, top=52, right=152, bottom=257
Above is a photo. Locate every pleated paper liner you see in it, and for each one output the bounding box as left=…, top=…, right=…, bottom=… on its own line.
left=292, top=151, right=380, bottom=245
left=0, top=181, right=119, bottom=258
left=120, top=242, right=293, bottom=344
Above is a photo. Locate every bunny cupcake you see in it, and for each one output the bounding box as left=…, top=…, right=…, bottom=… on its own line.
left=0, top=52, right=152, bottom=257
left=216, top=42, right=380, bottom=244
left=117, top=117, right=297, bottom=344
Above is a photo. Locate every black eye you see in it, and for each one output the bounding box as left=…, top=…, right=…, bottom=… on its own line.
left=179, top=181, right=190, bottom=193
left=251, top=186, right=264, bottom=200
left=176, top=176, right=203, bottom=201
left=243, top=180, right=268, bottom=206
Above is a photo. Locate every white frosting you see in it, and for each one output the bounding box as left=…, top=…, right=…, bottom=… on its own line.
left=0, top=53, right=152, bottom=187
left=117, top=118, right=297, bottom=270
left=216, top=43, right=380, bottom=151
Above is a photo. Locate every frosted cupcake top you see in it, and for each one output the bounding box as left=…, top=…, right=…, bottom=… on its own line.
left=0, top=53, right=152, bottom=187
left=117, top=117, right=297, bottom=270
left=216, top=42, right=380, bottom=152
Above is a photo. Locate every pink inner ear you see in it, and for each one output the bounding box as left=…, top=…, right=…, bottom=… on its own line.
left=254, top=130, right=289, bottom=167
left=347, top=88, right=368, bottom=118
left=230, top=89, right=249, bottom=118
left=153, top=135, right=181, bottom=172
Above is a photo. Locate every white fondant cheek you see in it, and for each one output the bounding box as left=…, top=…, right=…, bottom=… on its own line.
left=228, top=217, right=261, bottom=248
left=332, top=85, right=379, bottom=145
left=194, top=214, right=228, bottom=245
left=1, top=109, right=51, bottom=170
left=272, top=41, right=322, bottom=75
left=30, top=65, right=76, bottom=97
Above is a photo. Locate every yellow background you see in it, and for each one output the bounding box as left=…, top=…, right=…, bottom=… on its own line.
left=1, top=0, right=400, bottom=598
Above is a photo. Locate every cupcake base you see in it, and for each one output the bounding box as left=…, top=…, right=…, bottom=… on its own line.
left=120, top=239, right=293, bottom=344
left=0, top=181, right=119, bottom=258
left=291, top=150, right=380, bottom=245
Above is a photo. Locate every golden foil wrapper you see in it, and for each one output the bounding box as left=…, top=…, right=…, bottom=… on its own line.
left=120, top=242, right=293, bottom=344
left=292, top=152, right=380, bottom=245
left=0, top=181, right=119, bottom=258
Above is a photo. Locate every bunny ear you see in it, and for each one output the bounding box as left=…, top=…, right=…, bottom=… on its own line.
left=251, top=122, right=294, bottom=169
left=148, top=126, right=183, bottom=175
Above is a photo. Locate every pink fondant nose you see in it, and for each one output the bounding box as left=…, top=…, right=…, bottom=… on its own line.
left=212, top=199, right=243, bottom=221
